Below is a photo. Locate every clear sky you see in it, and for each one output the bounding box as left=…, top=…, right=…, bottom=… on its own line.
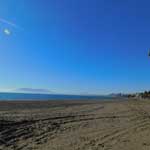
left=0, top=0, right=150, bottom=94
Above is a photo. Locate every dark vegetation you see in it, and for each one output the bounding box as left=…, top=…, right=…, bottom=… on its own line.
left=140, top=91, right=150, bottom=98
left=128, top=91, right=150, bottom=99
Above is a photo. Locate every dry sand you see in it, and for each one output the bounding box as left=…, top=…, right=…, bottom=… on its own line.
left=0, top=99, right=150, bottom=150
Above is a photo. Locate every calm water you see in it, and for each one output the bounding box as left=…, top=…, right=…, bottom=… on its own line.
left=0, top=92, right=115, bottom=101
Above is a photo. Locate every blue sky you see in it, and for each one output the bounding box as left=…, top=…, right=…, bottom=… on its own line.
left=0, top=0, right=150, bottom=94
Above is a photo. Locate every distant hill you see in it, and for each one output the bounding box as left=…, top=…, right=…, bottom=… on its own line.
left=13, top=88, right=53, bottom=94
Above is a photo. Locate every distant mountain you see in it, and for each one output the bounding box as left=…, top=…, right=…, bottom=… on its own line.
left=13, top=88, right=52, bottom=94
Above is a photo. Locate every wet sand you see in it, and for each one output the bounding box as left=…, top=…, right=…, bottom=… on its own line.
left=0, top=99, right=150, bottom=150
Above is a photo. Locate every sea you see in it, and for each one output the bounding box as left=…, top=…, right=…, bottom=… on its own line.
left=0, top=92, right=116, bottom=101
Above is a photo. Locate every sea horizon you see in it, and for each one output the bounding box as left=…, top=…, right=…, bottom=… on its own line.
left=0, top=92, right=116, bottom=101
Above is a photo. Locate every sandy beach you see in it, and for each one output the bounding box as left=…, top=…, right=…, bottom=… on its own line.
left=0, top=99, right=150, bottom=150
